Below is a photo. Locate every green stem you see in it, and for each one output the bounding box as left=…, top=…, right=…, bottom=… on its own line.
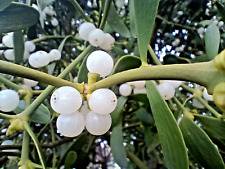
left=0, top=60, right=83, bottom=91
left=148, top=45, right=162, bottom=65
left=126, top=151, right=148, bottom=169
left=156, top=15, right=196, bottom=31
left=99, top=0, right=112, bottom=29
left=88, top=61, right=225, bottom=94
left=0, top=112, right=15, bottom=119
left=196, top=96, right=221, bottom=118
left=50, top=121, right=57, bottom=168
left=173, top=97, right=185, bottom=112
left=0, top=76, right=21, bottom=91
left=19, top=131, right=30, bottom=164
left=24, top=122, right=46, bottom=169
left=32, top=35, right=66, bottom=43
left=68, top=0, right=92, bottom=22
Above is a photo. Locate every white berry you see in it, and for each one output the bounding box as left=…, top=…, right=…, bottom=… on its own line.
left=163, top=80, right=183, bottom=88
left=79, top=22, right=96, bottom=41
left=4, top=49, right=14, bottom=61
left=119, top=83, right=132, bottom=96
left=79, top=101, right=90, bottom=117
left=23, top=78, right=38, bottom=87
left=56, top=112, right=85, bottom=137
left=89, top=88, right=117, bottom=115
left=85, top=111, right=112, bottom=135
left=157, top=82, right=175, bottom=100
left=86, top=50, right=114, bottom=77
left=99, top=33, right=115, bottom=50
left=28, top=51, right=50, bottom=68
left=2, top=33, right=14, bottom=48
left=203, top=88, right=213, bottom=101
left=50, top=86, right=82, bottom=114
left=49, top=49, right=61, bottom=61
left=88, top=28, right=105, bottom=47
left=192, top=98, right=205, bottom=109
left=51, top=18, right=59, bottom=26
left=1, top=140, right=19, bottom=160
left=0, top=90, right=19, bottom=112
left=133, top=87, right=147, bottom=94
left=24, top=41, right=36, bottom=52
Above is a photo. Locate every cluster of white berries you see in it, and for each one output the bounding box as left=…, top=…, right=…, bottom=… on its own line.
left=119, top=80, right=147, bottom=96
left=0, top=89, right=19, bottom=112
left=50, top=50, right=117, bottom=136
left=32, top=4, right=58, bottom=26
left=79, top=22, right=115, bottom=50
left=1, top=32, right=36, bottom=61
left=192, top=87, right=213, bottom=109
left=119, top=80, right=183, bottom=101
left=28, top=49, right=61, bottom=68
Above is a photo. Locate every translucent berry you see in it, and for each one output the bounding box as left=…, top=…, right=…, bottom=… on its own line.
left=56, top=112, right=85, bottom=137
left=85, top=111, right=112, bottom=135
left=28, top=51, right=50, bottom=68
left=88, top=28, right=105, bottom=47
left=43, top=6, right=54, bottom=16
left=50, top=86, right=82, bottom=114
left=99, top=33, right=115, bottom=50
left=23, top=78, right=38, bottom=87
left=4, top=49, right=14, bottom=61
left=119, top=83, right=132, bottom=96
left=79, top=101, right=90, bottom=117
left=127, top=80, right=146, bottom=88
left=163, top=80, right=183, bottom=88
left=203, top=88, right=213, bottom=101
left=23, top=50, right=30, bottom=61
left=157, top=82, right=175, bottom=100
left=192, top=98, right=205, bottom=109
left=51, top=17, right=59, bottom=26
left=86, top=50, right=114, bottom=77
left=2, top=33, right=14, bottom=48
left=49, top=49, right=61, bottom=61
left=79, top=22, right=96, bottom=41
left=133, top=87, right=147, bottom=94
left=89, top=88, right=117, bottom=115
left=0, top=90, right=19, bottom=112
left=20, top=84, right=32, bottom=90
left=24, top=41, right=36, bottom=52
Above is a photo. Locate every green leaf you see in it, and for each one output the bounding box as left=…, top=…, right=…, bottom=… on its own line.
left=216, top=2, right=225, bottom=23
left=135, top=107, right=154, bottom=125
left=58, top=35, right=73, bottom=52
left=107, top=3, right=131, bottom=38
left=77, top=56, right=88, bottom=83
left=111, top=97, right=128, bottom=169
left=132, top=0, right=159, bottom=63
left=195, top=114, right=225, bottom=140
left=179, top=115, right=224, bottom=169
left=129, top=0, right=136, bottom=36
left=111, top=96, right=127, bottom=127
left=113, top=55, right=141, bottom=74
left=205, top=24, right=220, bottom=60
left=13, top=30, right=24, bottom=64
left=31, top=104, right=50, bottom=124
left=37, top=0, right=54, bottom=10
left=147, top=133, right=160, bottom=153
left=0, top=3, right=39, bottom=34
left=0, top=0, right=13, bottom=11
left=64, top=151, right=77, bottom=168
left=146, top=81, right=188, bottom=169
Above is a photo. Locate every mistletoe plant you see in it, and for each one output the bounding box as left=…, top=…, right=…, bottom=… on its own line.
left=0, top=0, right=225, bottom=169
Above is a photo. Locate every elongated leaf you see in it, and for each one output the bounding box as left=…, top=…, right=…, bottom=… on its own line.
left=107, top=3, right=131, bottom=38
left=216, top=2, right=225, bottom=23
left=77, top=56, right=88, bottom=83
left=31, top=104, right=50, bottom=124
left=205, top=24, right=220, bottom=60
left=195, top=114, right=225, bottom=140
left=0, top=0, right=13, bottom=11
left=113, top=55, right=141, bottom=74
left=0, top=3, right=39, bottom=34
left=13, top=30, right=24, bottom=64
left=146, top=81, right=188, bottom=169
left=129, top=0, right=136, bottom=36
left=111, top=96, right=128, bottom=168
left=58, top=35, right=73, bottom=52
left=179, top=115, right=224, bottom=169
left=132, top=0, right=159, bottom=63
left=64, top=151, right=77, bottom=168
